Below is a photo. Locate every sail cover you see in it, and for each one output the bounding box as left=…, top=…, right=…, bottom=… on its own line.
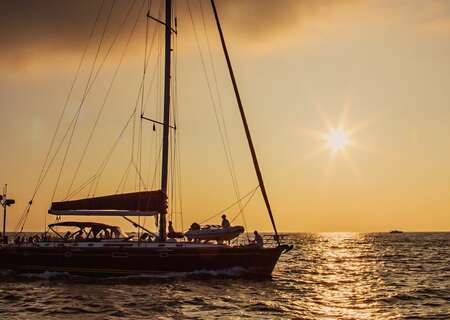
left=49, top=190, right=167, bottom=216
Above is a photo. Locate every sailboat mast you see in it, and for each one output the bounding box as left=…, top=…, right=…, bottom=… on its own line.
left=210, top=0, right=280, bottom=244
left=159, top=0, right=172, bottom=241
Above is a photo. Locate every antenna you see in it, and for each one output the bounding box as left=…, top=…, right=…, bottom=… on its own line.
left=1, top=184, right=16, bottom=244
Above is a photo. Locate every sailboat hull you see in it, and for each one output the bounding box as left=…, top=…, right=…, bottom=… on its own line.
left=0, top=243, right=289, bottom=278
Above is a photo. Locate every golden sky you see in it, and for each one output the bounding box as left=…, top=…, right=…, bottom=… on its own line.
left=0, top=0, right=449, bottom=232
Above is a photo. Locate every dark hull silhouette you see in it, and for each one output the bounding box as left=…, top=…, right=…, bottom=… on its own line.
left=0, top=245, right=290, bottom=277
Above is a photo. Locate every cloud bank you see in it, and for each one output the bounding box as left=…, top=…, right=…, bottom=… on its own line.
left=0, top=0, right=357, bottom=72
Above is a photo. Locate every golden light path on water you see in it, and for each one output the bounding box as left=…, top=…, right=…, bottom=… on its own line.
left=271, top=232, right=445, bottom=319
left=274, top=233, right=381, bottom=319
left=310, top=233, right=382, bottom=319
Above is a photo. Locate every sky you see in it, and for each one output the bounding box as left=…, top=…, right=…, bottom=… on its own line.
left=0, top=0, right=449, bottom=233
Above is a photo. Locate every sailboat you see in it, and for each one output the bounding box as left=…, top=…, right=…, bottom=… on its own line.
left=0, top=0, right=292, bottom=277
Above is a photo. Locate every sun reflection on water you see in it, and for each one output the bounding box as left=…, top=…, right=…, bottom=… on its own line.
left=313, top=233, right=383, bottom=319
left=275, top=232, right=390, bottom=319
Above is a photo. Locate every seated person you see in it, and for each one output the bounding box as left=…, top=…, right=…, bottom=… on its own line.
left=140, top=233, right=149, bottom=241
left=63, top=231, right=72, bottom=241
left=190, top=222, right=200, bottom=230
left=221, top=214, right=230, bottom=228
left=168, top=221, right=175, bottom=234
left=254, top=230, right=264, bottom=248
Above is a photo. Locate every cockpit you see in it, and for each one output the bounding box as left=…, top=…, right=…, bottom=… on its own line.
left=47, top=221, right=129, bottom=241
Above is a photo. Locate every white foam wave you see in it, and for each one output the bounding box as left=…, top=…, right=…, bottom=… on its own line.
left=18, top=271, right=72, bottom=280
left=105, top=266, right=249, bottom=280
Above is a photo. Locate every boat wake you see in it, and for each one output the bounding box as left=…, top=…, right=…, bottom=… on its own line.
left=0, top=267, right=254, bottom=283
left=108, top=267, right=250, bottom=281
left=0, top=270, right=74, bottom=281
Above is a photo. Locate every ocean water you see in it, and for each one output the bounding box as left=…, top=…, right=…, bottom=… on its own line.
left=0, top=232, right=448, bottom=319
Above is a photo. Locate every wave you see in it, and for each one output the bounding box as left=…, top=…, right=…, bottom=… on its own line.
left=0, top=267, right=252, bottom=284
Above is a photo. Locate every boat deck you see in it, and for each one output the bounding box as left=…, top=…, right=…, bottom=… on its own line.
left=0, top=240, right=234, bottom=249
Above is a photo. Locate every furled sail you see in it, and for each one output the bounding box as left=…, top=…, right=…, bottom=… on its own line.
left=48, top=190, right=167, bottom=216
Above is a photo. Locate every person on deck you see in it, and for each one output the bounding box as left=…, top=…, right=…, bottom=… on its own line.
left=168, top=221, right=175, bottom=234
left=221, top=214, right=230, bottom=228
left=254, top=230, right=264, bottom=248
left=63, top=231, right=71, bottom=241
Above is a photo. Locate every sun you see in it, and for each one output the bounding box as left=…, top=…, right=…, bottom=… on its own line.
left=325, top=129, right=349, bottom=152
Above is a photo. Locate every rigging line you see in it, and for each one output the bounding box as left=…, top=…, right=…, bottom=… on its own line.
left=139, top=0, right=162, bottom=195
left=19, top=111, right=77, bottom=234
left=175, top=131, right=184, bottom=231
left=90, top=107, right=138, bottom=196
left=51, top=0, right=117, bottom=202
left=55, top=0, right=126, bottom=199
left=210, top=0, right=280, bottom=243
left=130, top=12, right=157, bottom=194
left=226, top=186, right=255, bottom=241
left=170, top=111, right=177, bottom=226
left=65, top=174, right=98, bottom=200
left=131, top=1, right=154, bottom=193
left=144, top=16, right=163, bottom=191
left=116, top=160, right=133, bottom=193
left=50, top=108, right=82, bottom=202
left=175, top=66, right=183, bottom=228
left=121, top=166, right=132, bottom=194
left=132, top=161, right=148, bottom=190
left=84, top=0, right=140, bottom=98
left=150, top=142, right=163, bottom=190
left=172, top=8, right=183, bottom=231
left=198, top=0, right=247, bottom=238
left=142, top=0, right=163, bottom=116
left=173, top=134, right=183, bottom=230
left=131, top=92, right=137, bottom=190
left=121, top=160, right=134, bottom=194
left=147, top=24, right=164, bottom=189
left=169, top=118, right=176, bottom=223
left=26, top=102, right=80, bottom=208
left=66, top=0, right=139, bottom=196
left=137, top=1, right=161, bottom=197
left=139, top=0, right=152, bottom=198
left=88, top=84, right=141, bottom=196
left=66, top=0, right=139, bottom=198
left=198, top=0, right=242, bottom=205
left=169, top=28, right=178, bottom=221
left=183, top=185, right=260, bottom=231
left=187, top=1, right=242, bottom=211
left=142, top=28, right=164, bottom=115
left=92, top=33, right=156, bottom=197
left=15, top=1, right=108, bottom=233
left=29, top=0, right=107, bottom=204
left=169, top=133, right=172, bottom=222
left=230, top=186, right=258, bottom=223
left=142, top=51, right=162, bottom=113
left=90, top=49, right=157, bottom=196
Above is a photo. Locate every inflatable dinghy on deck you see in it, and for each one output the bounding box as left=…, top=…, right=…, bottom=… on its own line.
left=185, top=225, right=244, bottom=241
